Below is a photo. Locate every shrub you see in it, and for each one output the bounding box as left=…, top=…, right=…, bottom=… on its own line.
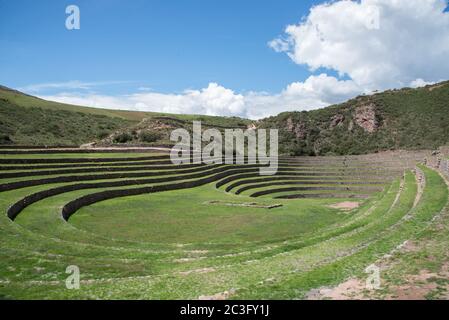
left=97, top=130, right=110, bottom=140
left=138, top=131, right=161, bottom=143
left=113, top=132, right=133, bottom=144
left=0, top=134, right=13, bottom=144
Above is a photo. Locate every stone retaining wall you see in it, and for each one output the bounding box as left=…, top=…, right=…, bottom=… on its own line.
left=7, top=165, right=263, bottom=220
left=61, top=169, right=262, bottom=220
left=439, top=158, right=449, bottom=178
left=0, top=155, right=170, bottom=164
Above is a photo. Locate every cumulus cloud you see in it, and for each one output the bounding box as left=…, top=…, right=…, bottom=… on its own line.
left=39, top=83, right=246, bottom=117
left=39, top=76, right=362, bottom=120
left=127, top=83, right=245, bottom=116
left=271, top=0, right=449, bottom=90
left=409, top=78, right=436, bottom=88
left=243, top=74, right=362, bottom=119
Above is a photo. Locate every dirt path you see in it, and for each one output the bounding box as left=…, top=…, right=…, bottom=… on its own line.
left=413, top=167, right=426, bottom=208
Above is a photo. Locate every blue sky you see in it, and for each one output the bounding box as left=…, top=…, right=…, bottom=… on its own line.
left=1, top=0, right=449, bottom=119
left=0, top=0, right=319, bottom=94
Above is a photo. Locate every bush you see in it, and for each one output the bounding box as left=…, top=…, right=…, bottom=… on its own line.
left=113, top=132, right=133, bottom=144
left=138, top=131, right=161, bottom=143
left=0, top=134, right=13, bottom=144
left=97, top=130, right=110, bottom=140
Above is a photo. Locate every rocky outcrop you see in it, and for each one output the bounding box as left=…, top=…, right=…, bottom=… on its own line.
left=330, top=114, right=345, bottom=128
left=286, top=117, right=307, bottom=139
left=286, top=117, right=295, bottom=131
left=354, top=103, right=379, bottom=133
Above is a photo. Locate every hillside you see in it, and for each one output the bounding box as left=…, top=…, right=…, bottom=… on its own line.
left=259, top=81, right=449, bottom=155
left=1, top=82, right=448, bottom=153
left=0, top=85, right=249, bottom=146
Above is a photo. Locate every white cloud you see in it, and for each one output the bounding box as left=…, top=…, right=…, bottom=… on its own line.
left=38, top=76, right=362, bottom=120
left=244, top=74, right=362, bottom=119
left=40, top=92, right=141, bottom=111
left=409, top=78, right=436, bottom=88
left=268, top=38, right=291, bottom=53
left=283, top=74, right=362, bottom=103
left=39, top=84, right=246, bottom=116
left=126, top=83, right=246, bottom=116
left=20, top=80, right=131, bottom=93
left=271, top=0, right=449, bottom=91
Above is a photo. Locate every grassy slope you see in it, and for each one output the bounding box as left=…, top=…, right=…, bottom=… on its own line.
left=347, top=170, right=449, bottom=300
left=0, top=85, right=150, bottom=121
left=0, top=86, right=250, bottom=146
left=234, top=167, right=447, bottom=299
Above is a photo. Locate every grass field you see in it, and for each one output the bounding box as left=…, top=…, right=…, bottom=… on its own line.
left=70, top=186, right=344, bottom=244
left=0, top=149, right=448, bottom=299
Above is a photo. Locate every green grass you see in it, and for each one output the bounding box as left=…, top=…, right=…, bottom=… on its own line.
left=71, top=185, right=344, bottom=244
left=233, top=167, right=447, bottom=299
left=0, top=150, right=447, bottom=300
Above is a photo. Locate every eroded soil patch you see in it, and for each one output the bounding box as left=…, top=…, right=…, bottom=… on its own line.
left=327, top=201, right=360, bottom=211
left=204, top=201, right=283, bottom=209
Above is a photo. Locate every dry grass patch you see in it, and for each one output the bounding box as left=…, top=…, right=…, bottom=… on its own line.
left=327, top=201, right=361, bottom=211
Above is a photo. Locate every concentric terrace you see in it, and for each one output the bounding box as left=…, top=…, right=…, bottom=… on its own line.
left=0, top=148, right=448, bottom=299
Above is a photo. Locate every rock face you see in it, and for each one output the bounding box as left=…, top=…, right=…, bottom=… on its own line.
left=440, top=146, right=449, bottom=157
left=286, top=117, right=307, bottom=139
left=354, top=103, right=379, bottom=133
left=330, top=114, right=345, bottom=128
left=286, top=117, right=295, bottom=131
